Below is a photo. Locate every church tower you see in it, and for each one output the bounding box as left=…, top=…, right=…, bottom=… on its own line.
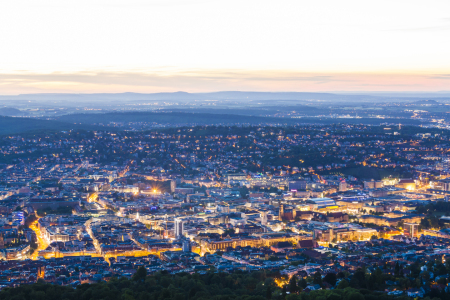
left=279, top=203, right=284, bottom=221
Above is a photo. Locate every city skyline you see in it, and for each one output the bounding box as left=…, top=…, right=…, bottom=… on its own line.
left=2, top=0, right=450, bottom=297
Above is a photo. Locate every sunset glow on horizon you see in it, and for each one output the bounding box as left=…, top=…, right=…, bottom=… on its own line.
left=1, top=0, right=450, bottom=94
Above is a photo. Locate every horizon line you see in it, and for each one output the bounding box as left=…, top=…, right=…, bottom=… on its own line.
left=1, top=90, right=450, bottom=96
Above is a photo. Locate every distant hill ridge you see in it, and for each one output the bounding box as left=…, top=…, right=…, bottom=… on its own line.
left=2, top=91, right=449, bottom=102
left=0, top=107, right=27, bottom=116
left=0, top=116, right=105, bottom=136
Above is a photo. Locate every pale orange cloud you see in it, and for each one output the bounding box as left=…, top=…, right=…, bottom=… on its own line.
left=0, top=70, right=449, bottom=94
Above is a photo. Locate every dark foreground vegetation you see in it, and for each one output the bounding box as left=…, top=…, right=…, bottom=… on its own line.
left=0, top=268, right=444, bottom=300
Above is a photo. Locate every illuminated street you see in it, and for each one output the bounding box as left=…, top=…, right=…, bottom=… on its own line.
left=28, top=218, right=49, bottom=260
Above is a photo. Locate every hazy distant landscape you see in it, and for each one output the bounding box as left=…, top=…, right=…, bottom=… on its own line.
left=0, top=91, right=447, bottom=134
left=1, top=91, right=450, bottom=102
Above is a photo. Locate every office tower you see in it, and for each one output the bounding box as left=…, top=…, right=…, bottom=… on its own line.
left=339, top=181, right=347, bottom=192
left=404, top=223, right=419, bottom=238
left=170, top=179, right=176, bottom=193
left=174, top=218, right=184, bottom=238
left=182, top=239, right=191, bottom=252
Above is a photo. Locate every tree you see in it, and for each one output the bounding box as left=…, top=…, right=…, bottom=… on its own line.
left=282, top=285, right=287, bottom=300
left=370, top=235, right=377, bottom=240
left=239, top=186, right=249, bottom=198
left=299, top=278, right=307, bottom=289
left=336, top=279, right=349, bottom=289
left=349, top=269, right=366, bottom=289
left=323, top=273, right=337, bottom=287
left=132, top=266, right=147, bottom=281
left=368, top=268, right=383, bottom=290
left=25, top=214, right=37, bottom=228
left=327, top=293, right=342, bottom=300
left=348, top=292, right=364, bottom=300
left=441, top=287, right=448, bottom=300
left=286, top=295, right=301, bottom=300
left=395, top=261, right=400, bottom=277
left=421, top=270, right=431, bottom=282
left=313, top=271, right=322, bottom=285
left=266, top=285, right=272, bottom=299
left=289, top=276, right=297, bottom=293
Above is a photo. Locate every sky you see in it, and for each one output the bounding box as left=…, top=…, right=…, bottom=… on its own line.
left=1, top=0, right=450, bottom=94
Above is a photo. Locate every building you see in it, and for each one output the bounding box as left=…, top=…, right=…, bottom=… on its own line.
left=0, top=244, right=30, bottom=260
left=270, top=241, right=292, bottom=253
left=174, top=188, right=194, bottom=195
left=174, top=218, right=184, bottom=238
left=339, top=181, right=347, bottom=192
left=182, top=239, right=191, bottom=252
left=404, top=223, right=419, bottom=238
left=359, top=214, right=423, bottom=227
left=316, top=227, right=377, bottom=243
left=279, top=204, right=285, bottom=221
left=395, top=179, right=416, bottom=190
left=227, top=173, right=246, bottom=184
left=307, top=198, right=336, bottom=208
left=28, top=197, right=79, bottom=210
left=170, top=180, right=177, bottom=193
left=289, top=180, right=307, bottom=191
left=362, top=205, right=384, bottom=214
left=235, top=224, right=264, bottom=234
left=364, top=181, right=383, bottom=189
left=321, top=212, right=349, bottom=223
left=431, top=179, right=450, bottom=191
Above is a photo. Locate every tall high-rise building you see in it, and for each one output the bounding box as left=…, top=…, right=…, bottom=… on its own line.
left=339, top=181, right=347, bottom=192
left=279, top=203, right=285, bottom=221
left=260, top=211, right=268, bottom=225
left=38, top=266, right=45, bottom=279
left=182, top=239, right=191, bottom=252
left=174, top=218, right=184, bottom=238
left=170, top=180, right=177, bottom=193
left=404, top=223, right=419, bottom=238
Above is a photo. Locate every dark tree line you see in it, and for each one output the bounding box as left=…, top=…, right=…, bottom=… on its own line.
left=1, top=268, right=448, bottom=300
